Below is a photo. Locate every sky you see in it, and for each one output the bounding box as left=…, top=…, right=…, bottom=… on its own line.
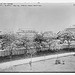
left=0, top=3, right=75, bottom=33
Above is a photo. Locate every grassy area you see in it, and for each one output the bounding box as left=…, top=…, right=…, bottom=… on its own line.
left=2, top=54, right=75, bottom=72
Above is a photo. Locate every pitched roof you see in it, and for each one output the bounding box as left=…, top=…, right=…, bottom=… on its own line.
left=65, top=28, right=75, bottom=32
left=57, top=27, right=75, bottom=36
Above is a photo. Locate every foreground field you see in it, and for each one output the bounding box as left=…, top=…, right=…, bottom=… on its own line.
left=1, top=54, right=75, bottom=72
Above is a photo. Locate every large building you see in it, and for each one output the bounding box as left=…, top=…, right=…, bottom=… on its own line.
left=16, top=29, right=38, bottom=41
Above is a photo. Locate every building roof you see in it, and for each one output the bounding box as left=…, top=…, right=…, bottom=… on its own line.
left=57, top=27, right=75, bottom=36
left=43, top=31, right=57, bottom=38
left=65, top=28, right=75, bottom=33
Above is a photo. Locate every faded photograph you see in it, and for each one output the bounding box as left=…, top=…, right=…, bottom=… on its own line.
left=0, top=3, right=75, bottom=72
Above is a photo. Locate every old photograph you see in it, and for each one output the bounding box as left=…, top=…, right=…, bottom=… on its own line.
left=0, top=3, right=75, bottom=72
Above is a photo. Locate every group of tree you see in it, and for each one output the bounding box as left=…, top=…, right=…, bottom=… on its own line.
left=0, top=29, right=75, bottom=57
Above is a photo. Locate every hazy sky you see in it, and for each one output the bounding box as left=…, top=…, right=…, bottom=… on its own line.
left=0, top=3, right=75, bottom=33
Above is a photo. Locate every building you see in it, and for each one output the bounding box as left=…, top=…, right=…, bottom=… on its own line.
left=16, top=29, right=38, bottom=41
left=43, top=31, right=57, bottom=40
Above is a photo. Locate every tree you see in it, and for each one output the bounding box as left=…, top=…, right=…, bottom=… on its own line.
left=57, top=30, right=74, bottom=50
left=42, top=31, right=57, bottom=51
left=34, top=33, right=45, bottom=52
left=0, top=32, right=16, bottom=50
left=50, top=40, right=62, bottom=51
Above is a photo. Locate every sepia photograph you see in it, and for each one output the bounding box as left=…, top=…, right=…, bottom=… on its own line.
left=0, top=2, right=75, bottom=73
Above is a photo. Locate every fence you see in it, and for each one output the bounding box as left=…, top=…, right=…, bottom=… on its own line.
left=0, top=49, right=10, bottom=57
left=0, top=44, right=75, bottom=57
left=0, top=48, right=26, bottom=57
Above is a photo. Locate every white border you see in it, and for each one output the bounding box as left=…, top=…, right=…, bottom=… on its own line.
left=0, top=0, right=75, bottom=3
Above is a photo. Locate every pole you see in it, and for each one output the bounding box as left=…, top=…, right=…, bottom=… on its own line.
left=29, top=49, right=32, bottom=70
